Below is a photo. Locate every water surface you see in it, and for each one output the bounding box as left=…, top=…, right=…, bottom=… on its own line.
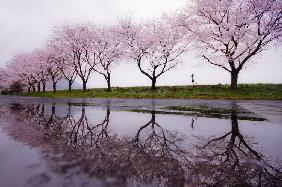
left=0, top=96, right=282, bottom=186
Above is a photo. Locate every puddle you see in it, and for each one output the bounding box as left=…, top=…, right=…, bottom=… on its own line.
left=0, top=97, right=282, bottom=186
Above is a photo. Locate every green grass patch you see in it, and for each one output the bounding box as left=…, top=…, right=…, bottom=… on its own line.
left=19, top=84, right=282, bottom=100
left=125, top=107, right=266, bottom=121
left=162, top=105, right=266, bottom=121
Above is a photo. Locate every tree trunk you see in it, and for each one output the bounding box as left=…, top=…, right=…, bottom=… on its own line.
left=28, top=87, right=31, bottom=93
left=42, top=82, right=46, bottom=93
left=48, top=103, right=55, bottom=129
left=41, top=104, right=45, bottom=116
left=32, top=86, right=35, bottom=93
left=53, top=81, right=57, bottom=92
left=230, top=71, right=238, bottom=90
left=83, top=81, right=87, bottom=91
left=68, top=80, right=72, bottom=92
left=107, top=72, right=111, bottom=92
left=52, top=103, right=56, bottom=115
left=67, top=103, right=71, bottom=116
left=151, top=77, right=157, bottom=91
left=231, top=107, right=239, bottom=134
left=37, top=82, right=41, bottom=92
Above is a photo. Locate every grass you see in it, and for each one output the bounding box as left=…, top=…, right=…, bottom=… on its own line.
left=20, top=84, right=282, bottom=100
left=162, top=105, right=266, bottom=121
left=125, top=107, right=266, bottom=121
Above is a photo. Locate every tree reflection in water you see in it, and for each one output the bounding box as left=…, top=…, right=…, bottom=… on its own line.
left=187, top=103, right=282, bottom=186
left=130, top=110, right=188, bottom=186
left=4, top=102, right=282, bottom=186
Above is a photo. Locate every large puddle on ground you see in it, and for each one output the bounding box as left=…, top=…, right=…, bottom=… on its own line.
left=0, top=97, right=282, bottom=186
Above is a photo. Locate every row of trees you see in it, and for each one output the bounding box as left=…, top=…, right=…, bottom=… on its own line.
left=1, top=0, right=281, bottom=91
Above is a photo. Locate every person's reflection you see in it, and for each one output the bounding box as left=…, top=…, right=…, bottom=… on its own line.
left=190, top=117, right=197, bottom=129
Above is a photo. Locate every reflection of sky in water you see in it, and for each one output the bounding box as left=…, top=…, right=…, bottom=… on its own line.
left=81, top=107, right=282, bottom=158
left=7, top=102, right=282, bottom=159
left=0, top=126, right=61, bottom=187
left=1, top=100, right=282, bottom=187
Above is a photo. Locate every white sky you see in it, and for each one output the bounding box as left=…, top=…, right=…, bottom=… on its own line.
left=0, top=0, right=281, bottom=88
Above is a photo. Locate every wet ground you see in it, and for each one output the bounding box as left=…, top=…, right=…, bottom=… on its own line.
left=0, top=96, right=282, bottom=187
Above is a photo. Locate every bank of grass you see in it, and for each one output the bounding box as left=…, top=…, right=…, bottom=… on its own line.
left=21, top=84, right=282, bottom=100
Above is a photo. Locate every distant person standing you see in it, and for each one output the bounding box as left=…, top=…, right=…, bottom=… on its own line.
left=191, top=74, right=197, bottom=86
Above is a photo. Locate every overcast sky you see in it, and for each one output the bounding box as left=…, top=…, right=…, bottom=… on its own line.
left=0, top=0, right=281, bottom=88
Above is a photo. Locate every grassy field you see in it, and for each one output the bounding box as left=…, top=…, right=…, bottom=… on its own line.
left=20, top=84, right=282, bottom=100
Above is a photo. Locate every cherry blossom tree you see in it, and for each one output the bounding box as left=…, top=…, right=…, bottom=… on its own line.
left=91, top=26, right=124, bottom=91
left=0, top=67, right=20, bottom=92
left=57, top=57, right=77, bottom=92
left=5, top=49, right=60, bottom=93
left=177, top=0, right=282, bottom=89
left=0, top=68, right=8, bottom=90
left=30, top=49, right=51, bottom=92
left=48, top=32, right=77, bottom=92
left=5, top=53, right=38, bottom=92
left=1, top=63, right=20, bottom=90
left=43, top=49, right=63, bottom=92
left=52, top=24, right=96, bottom=91
left=119, top=18, right=190, bottom=90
